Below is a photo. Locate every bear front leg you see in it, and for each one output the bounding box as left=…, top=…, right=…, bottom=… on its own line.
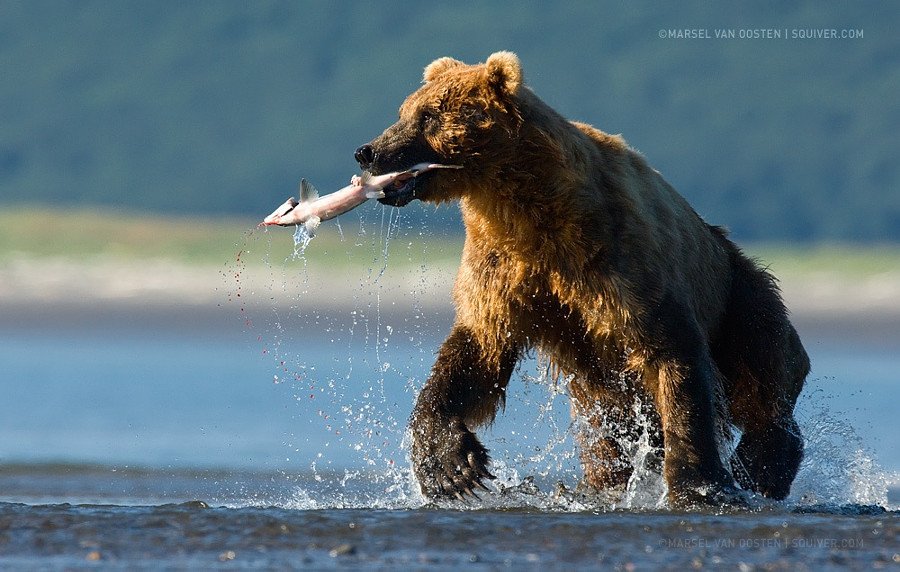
left=409, top=324, right=519, bottom=500
left=642, top=296, right=739, bottom=506
left=655, top=357, right=737, bottom=506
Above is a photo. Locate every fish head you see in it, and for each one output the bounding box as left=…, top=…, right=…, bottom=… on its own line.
left=260, top=196, right=299, bottom=226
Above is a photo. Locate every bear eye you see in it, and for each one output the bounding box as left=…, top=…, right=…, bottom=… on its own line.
left=420, top=110, right=440, bottom=129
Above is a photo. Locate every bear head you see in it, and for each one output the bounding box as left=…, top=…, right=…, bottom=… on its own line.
left=355, top=51, right=526, bottom=206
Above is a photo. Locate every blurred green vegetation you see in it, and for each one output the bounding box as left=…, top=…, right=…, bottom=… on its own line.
left=0, top=207, right=256, bottom=263
left=2, top=208, right=897, bottom=282
left=744, top=243, right=900, bottom=278
left=1, top=2, right=898, bottom=242
left=0, top=207, right=466, bottom=271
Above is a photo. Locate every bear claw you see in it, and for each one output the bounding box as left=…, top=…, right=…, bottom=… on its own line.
left=411, top=413, right=497, bottom=500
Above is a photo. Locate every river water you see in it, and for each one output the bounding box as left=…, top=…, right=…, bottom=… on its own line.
left=1, top=248, right=898, bottom=569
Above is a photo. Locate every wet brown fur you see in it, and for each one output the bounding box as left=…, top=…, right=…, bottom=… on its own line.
left=357, top=52, right=809, bottom=505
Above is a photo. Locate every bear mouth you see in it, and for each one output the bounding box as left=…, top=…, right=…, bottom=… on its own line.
left=377, top=172, right=419, bottom=207
left=373, top=162, right=462, bottom=207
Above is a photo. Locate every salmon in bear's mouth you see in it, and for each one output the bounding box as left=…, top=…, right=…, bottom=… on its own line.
left=378, top=164, right=461, bottom=207
left=378, top=171, right=418, bottom=206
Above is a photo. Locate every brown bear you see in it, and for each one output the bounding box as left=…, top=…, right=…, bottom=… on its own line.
left=354, top=52, right=809, bottom=506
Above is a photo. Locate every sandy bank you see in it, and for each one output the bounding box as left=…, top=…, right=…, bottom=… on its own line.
left=1, top=257, right=898, bottom=346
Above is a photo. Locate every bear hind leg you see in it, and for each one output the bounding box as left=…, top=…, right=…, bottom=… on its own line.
left=731, top=416, right=803, bottom=500
left=724, top=330, right=807, bottom=500
left=715, top=245, right=811, bottom=500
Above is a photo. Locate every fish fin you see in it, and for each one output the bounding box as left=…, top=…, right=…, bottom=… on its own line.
left=304, top=215, right=321, bottom=236
left=298, top=179, right=319, bottom=203
left=358, top=171, right=383, bottom=197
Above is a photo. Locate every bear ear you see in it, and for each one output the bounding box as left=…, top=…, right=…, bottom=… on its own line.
left=485, top=51, right=522, bottom=97
left=423, top=57, right=464, bottom=82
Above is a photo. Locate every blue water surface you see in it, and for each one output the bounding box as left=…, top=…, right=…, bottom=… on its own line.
left=1, top=315, right=898, bottom=480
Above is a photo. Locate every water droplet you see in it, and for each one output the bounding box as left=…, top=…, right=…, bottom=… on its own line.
left=291, top=224, right=316, bottom=258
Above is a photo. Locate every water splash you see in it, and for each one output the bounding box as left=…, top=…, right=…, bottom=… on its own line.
left=217, top=380, right=895, bottom=513
left=272, top=378, right=893, bottom=513
left=235, top=210, right=435, bottom=503
left=290, top=223, right=316, bottom=259
left=231, top=221, right=894, bottom=514
left=789, top=385, right=891, bottom=508
left=619, top=426, right=668, bottom=510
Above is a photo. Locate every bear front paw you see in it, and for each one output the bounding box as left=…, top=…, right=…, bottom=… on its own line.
left=410, top=415, right=494, bottom=500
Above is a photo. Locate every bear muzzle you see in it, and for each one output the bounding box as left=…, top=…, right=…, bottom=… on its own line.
left=354, top=144, right=414, bottom=205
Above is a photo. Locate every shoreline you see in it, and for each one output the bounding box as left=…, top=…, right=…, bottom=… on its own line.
left=2, top=257, right=899, bottom=347
left=3, top=298, right=897, bottom=351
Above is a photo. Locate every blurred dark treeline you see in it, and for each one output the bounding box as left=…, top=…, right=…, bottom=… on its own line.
left=1, top=1, right=897, bottom=241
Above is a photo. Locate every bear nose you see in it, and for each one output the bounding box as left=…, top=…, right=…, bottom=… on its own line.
left=354, top=144, right=375, bottom=168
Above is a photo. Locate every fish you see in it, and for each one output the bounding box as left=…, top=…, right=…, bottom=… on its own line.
left=260, top=163, right=462, bottom=233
